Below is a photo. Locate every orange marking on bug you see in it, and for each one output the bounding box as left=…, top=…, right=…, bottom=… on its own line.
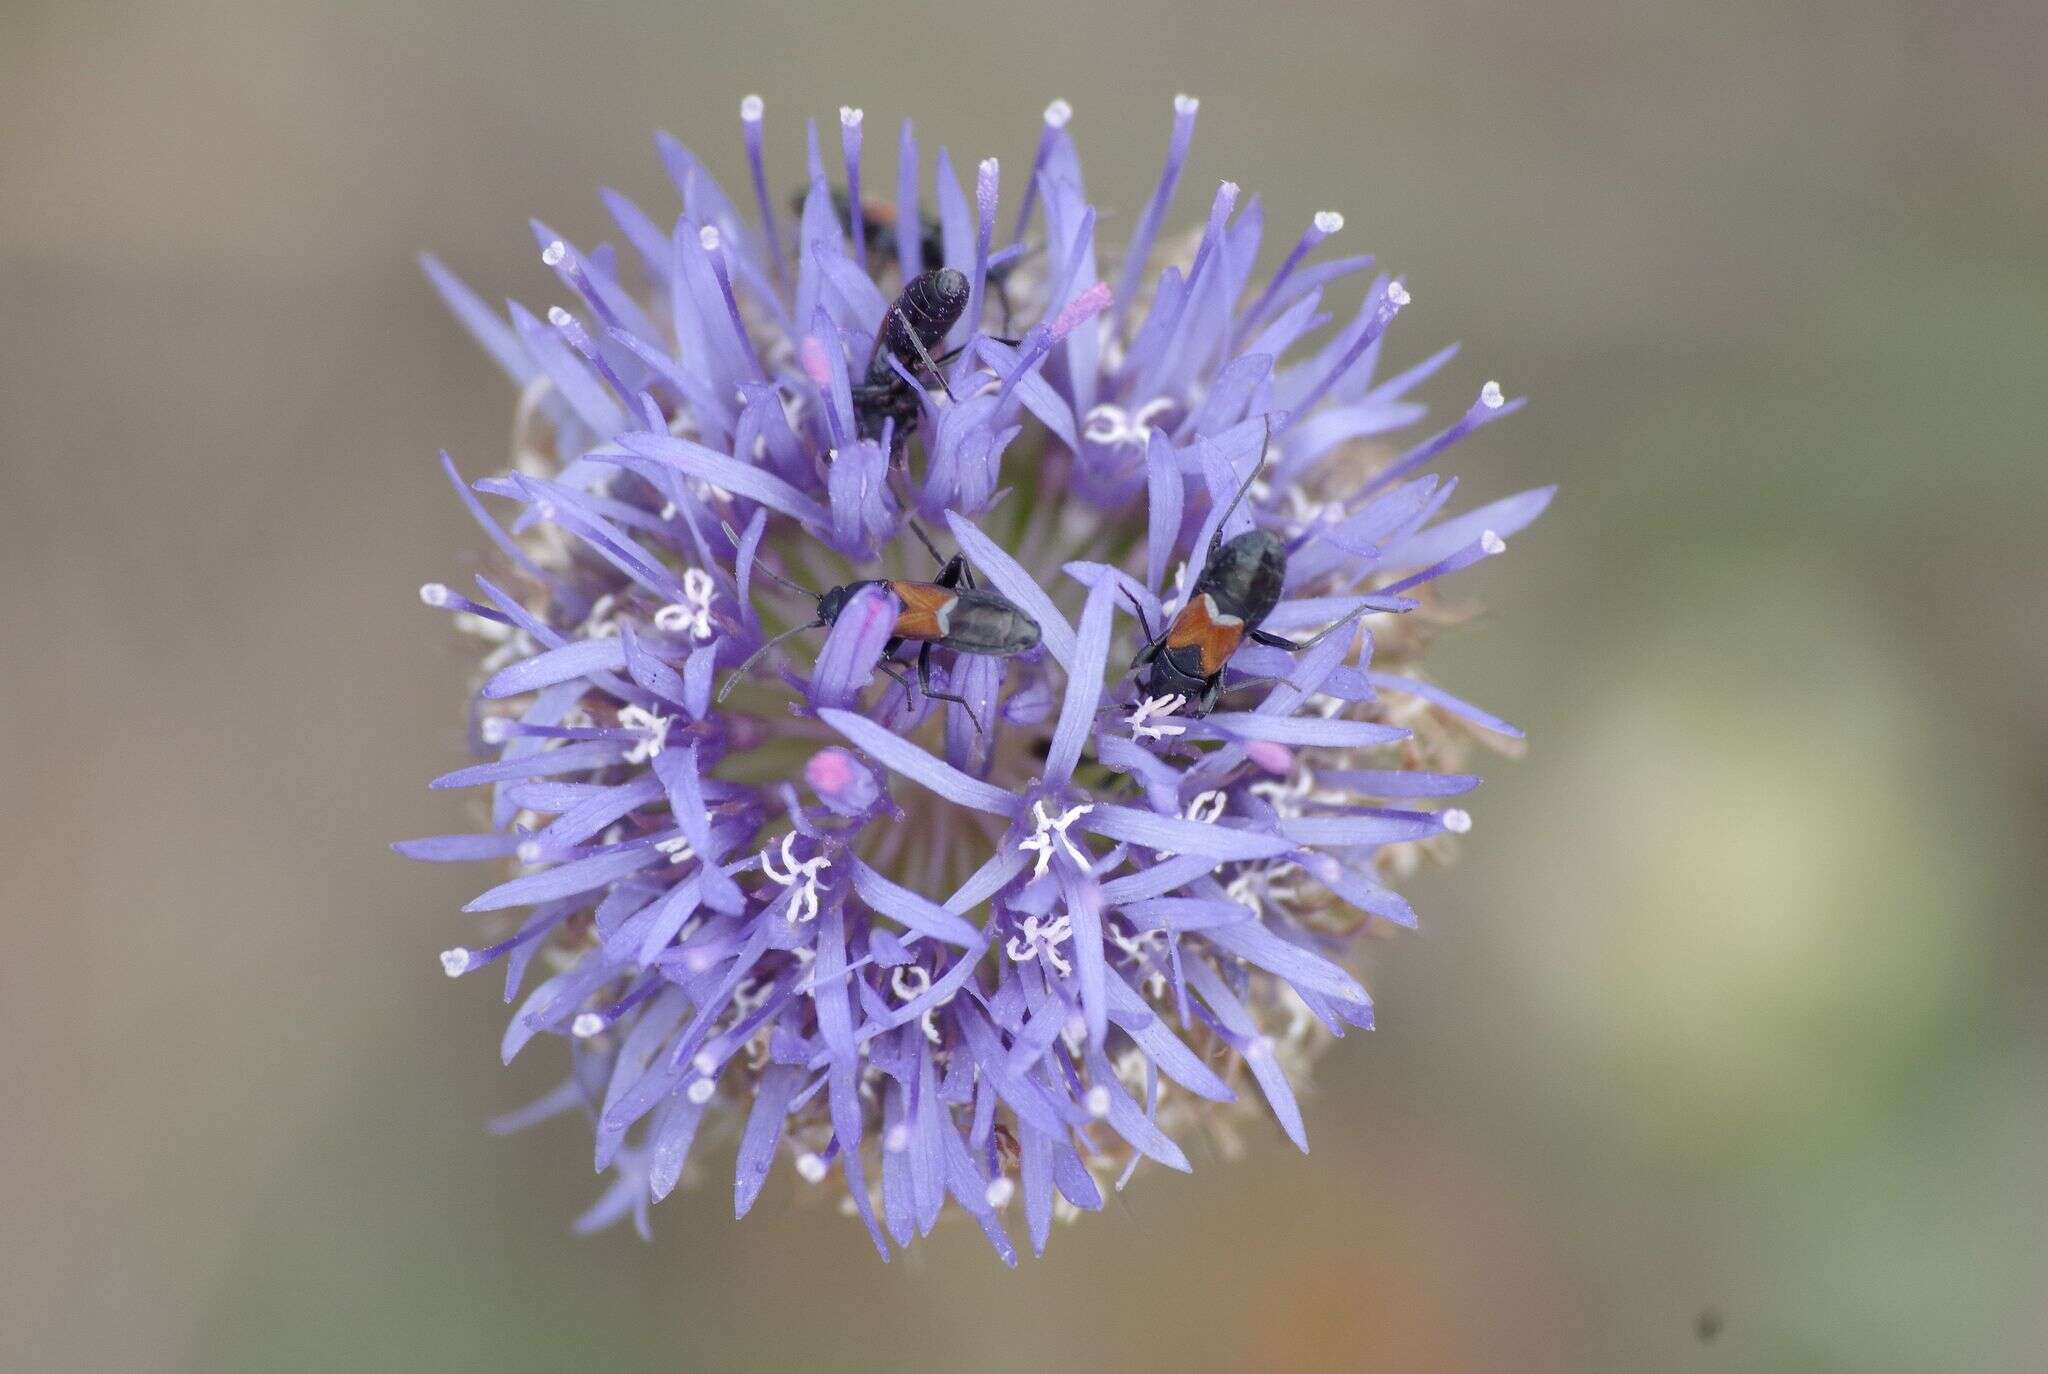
left=887, top=580, right=957, bottom=641
left=861, top=199, right=902, bottom=229
left=1164, top=593, right=1245, bottom=677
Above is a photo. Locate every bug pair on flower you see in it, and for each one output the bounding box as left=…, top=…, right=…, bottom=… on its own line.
left=724, top=262, right=1365, bottom=730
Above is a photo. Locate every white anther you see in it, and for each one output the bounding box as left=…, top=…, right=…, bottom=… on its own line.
left=692, top=1049, right=717, bottom=1075
left=546, top=305, right=574, bottom=329
left=1128, top=693, right=1189, bottom=742
left=654, top=567, right=719, bottom=642
left=979, top=156, right=999, bottom=180
left=1185, top=790, right=1227, bottom=824
left=1085, top=1085, right=1113, bottom=1118
left=759, top=833, right=832, bottom=923
left=418, top=582, right=450, bottom=607
left=1016, top=799, right=1095, bottom=879
left=1442, top=808, right=1473, bottom=834
left=1314, top=210, right=1344, bottom=234
left=478, top=716, right=512, bottom=745
left=984, top=1177, right=1015, bottom=1208
left=1387, top=281, right=1411, bottom=307
left=655, top=833, right=696, bottom=865
left=1481, top=529, right=1507, bottom=555
left=571, top=1012, right=604, bottom=1039
left=541, top=240, right=567, bottom=267
left=516, top=839, right=544, bottom=865
left=686, top=1077, right=716, bottom=1104
left=439, top=947, right=471, bottom=977
left=1005, top=913, right=1075, bottom=976
left=615, top=704, right=673, bottom=763
left=884, top=1123, right=910, bottom=1153
left=698, top=224, right=721, bottom=252
left=1174, top=94, right=1200, bottom=115
left=1044, top=98, right=1073, bottom=128
left=839, top=106, right=863, bottom=128
left=890, top=963, right=931, bottom=1001
left=1082, top=396, right=1174, bottom=450
left=796, top=1151, right=828, bottom=1183
left=1480, top=379, right=1504, bottom=409
left=740, top=94, right=764, bottom=122
left=1247, top=1034, right=1275, bottom=1061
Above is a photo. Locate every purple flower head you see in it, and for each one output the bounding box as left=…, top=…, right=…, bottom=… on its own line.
left=406, top=94, right=1550, bottom=1261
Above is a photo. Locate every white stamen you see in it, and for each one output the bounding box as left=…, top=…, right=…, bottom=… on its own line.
left=686, top=1077, right=716, bottom=1104
left=1480, top=379, right=1505, bottom=409
left=1387, top=281, right=1411, bottom=307
left=740, top=94, right=764, bottom=122
left=796, top=1152, right=828, bottom=1183
left=1016, top=799, right=1095, bottom=879
left=653, top=567, right=719, bottom=642
left=478, top=716, right=512, bottom=745
left=1185, top=790, right=1227, bottom=824
left=1085, top=1085, right=1113, bottom=1118
left=1043, top=98, right=1073, bottom=128
left=984, top=1177, right=1015, bottom=1208
left=571, top=1012, right=605, bottom=1039
left=655, top=834, right=695, bottom=865
left=615, top=704, right=672, bottom=763
left=692, top=1049, right=718, bottom=1075
left=1442, top=808, right=1473, bottom=834
left=540, top=240, right=567, bottom=267
left=1481, top=529, right=1507, bottom=555
left=515, top=839, right=544, bottom=865
left=439, top=947, right=471, bottom=977
left=839, top=106, right=863, bottom=129
left=759, top=833, right=832, bottom=923
left=698, top=224, right=721, bottom=252
left=418, top=581, right=450, bottom=607
left=1082, top=396, right=1174, bottom=450
left=889, top=963, right=932, bottom=1001
left=884, top=1123, right=910, bottom=1153
left=1005, top=913, right=1075, bottom=977
left=1247, top=1035, right=1275, bottom=1061
left=979, top=156, right=999, bottom=179
left=1314, top=210, right=1344, bottom=234
left=1174, top=93, right=1200, bottom=116
left=1128, top=693, right=1189, bottom=742
left=546, top=306, right=574, bottom=329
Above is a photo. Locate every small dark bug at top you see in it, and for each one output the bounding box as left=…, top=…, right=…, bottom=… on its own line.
left=851, top=267, right=971, bottom=453
left=1128, top=420, right=1373, bottom=717
left=719, top=520, right=1040, bottom=732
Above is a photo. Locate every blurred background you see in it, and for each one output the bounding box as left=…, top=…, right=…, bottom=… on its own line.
left=4, top=1, right=2043, bottom=1369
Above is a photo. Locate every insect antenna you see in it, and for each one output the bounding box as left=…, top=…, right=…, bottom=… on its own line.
left=719, top=522, right=822, bottom=603
left=1206, top=413, right=1274, bottom=558
left=717, top=619, right=824, bottom=703
left=892, top=307, right=960, bottom=403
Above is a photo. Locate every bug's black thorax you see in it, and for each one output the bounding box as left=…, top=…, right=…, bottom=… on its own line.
left=865, top=268, right=969, bottom=386
left=1194, top=527, right=1287, bottom=630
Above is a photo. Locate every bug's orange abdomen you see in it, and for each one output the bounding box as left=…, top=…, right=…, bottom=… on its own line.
left=886, top=580, right=958, bottom=641
left=1164, top=593, right=1246, bottom=677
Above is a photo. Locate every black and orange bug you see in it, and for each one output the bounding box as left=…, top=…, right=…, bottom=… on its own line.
left=851, top=267, right=971, bottom=451
left=718, top=521, right=1040, bottom=730
left=1128, top=421, right=1373, bottom=716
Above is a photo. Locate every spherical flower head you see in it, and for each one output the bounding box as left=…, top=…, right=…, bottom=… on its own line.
left=404, top=94, right=1551, bottom=1261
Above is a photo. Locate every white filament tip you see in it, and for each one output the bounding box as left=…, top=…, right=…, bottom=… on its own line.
left=1314, top=210, right=1344, bottom=234
left=1085, top=1085, right=1113, bottom=1119
left=979, top=156, right=999, bottom=179
left=1442, top=808, right=1473, bottom=834
left=439, top=947, right=471, bottom=977
left=884, top=1123, right=910, bottom=1153
left=478, top=716, right=511, bottom=745
left=1387, top=281, right=1412, bottom=307
left=571, top=1012, right=604, bottom=1039
left=692, top=1049, right=717, bottom=1075
left=418, top=582, right=450, bottom=607
left=1174, top=94, right=1200, bottom=116
left=698, top=224, right=721, bottom=251
left=515, top=840, right=543, bottom=865
left=540, top=240, right=567, bottom=267
left=740, top=94, right=764, bottom=122
left=1481, top=530, right=1507, bottom=555
left=1480, top=380, right=1505, bottom=409
left=796, top=1152, right=828, bottom=1183
left=686, top=1077, right=716, bottom=1104
left=984, top=1177, right=1015, bottom=1208
left=1247, top=1035, right=1275, bottom=1061
left=1043, top=98, right=1073, bottom=128
left=546, top=305, right=573, bottom=328
left=839, top=106, right=863, bottom=128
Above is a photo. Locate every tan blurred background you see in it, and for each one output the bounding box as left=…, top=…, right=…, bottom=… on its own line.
left=4, top=1, right=2044, bottom=1369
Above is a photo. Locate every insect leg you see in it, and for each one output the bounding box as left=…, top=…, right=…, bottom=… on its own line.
left=916, top=641, right=984, bottom=734
left=1247, top=602, right=1371, bottom=654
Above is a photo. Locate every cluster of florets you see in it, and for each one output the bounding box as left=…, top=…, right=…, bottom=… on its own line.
left=405, top=93, right=1549, bottom=1261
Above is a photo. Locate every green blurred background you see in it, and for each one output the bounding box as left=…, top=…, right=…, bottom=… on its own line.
left=4, top=1, right=2043, bottom=1369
